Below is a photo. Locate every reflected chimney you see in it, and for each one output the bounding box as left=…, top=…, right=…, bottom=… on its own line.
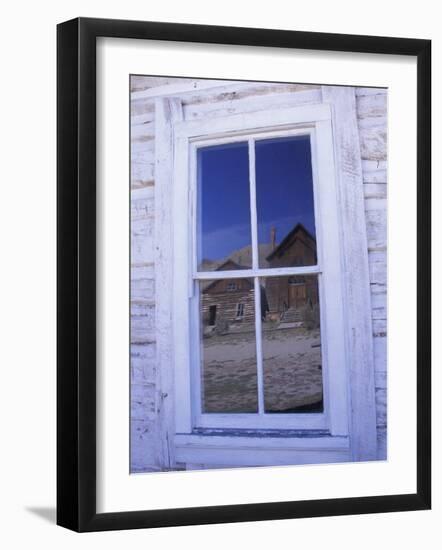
left=270, top=226, right=276, bottom=250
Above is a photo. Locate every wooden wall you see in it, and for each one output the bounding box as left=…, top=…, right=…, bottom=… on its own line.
left=130, top=77, right=388, bottom=471
left=356, top=87, right=388, bottom=460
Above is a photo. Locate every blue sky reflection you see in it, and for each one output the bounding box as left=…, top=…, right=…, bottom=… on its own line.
left=197, top=135, right=316, bottom=270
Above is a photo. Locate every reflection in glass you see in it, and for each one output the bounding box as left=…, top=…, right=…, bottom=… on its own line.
left=197, top=142, right=252, bottom=271
left=261, top=275, right=323, bottom=413
left=200, top=278, right=258, bottom=413
left=255, top=136, right=317, bottom=268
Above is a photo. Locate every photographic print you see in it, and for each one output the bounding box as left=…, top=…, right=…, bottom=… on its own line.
left=57, top=17, right=430, bottom=531
left=130, top=76, right=387, bottom=473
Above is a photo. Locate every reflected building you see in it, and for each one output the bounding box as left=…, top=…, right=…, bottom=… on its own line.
left=201, top=223, right=318, bottom=334
left=201, top=260, right=255, bottom=334
left=264, top=223, right=318, bottom=323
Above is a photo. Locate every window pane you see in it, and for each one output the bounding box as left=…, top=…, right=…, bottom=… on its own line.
left=255, top=136, right=317, bottom=268
left=200, top=278, right=258, bottom=413
left=197, top=142, right=252, bottom=272
left=261, top=275, right=323, bottom=413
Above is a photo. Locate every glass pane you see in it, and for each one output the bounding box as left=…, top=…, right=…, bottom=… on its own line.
left=197, top=142, right=252, bottom=272
left=200, top=278, right=258, bottom=413
left=261, top=275, right=323, bottom=413
left=255, top=136, right=317, bottom=268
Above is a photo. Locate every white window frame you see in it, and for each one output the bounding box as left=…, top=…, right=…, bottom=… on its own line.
left=172, top=103, right=349, bottom=435
left=154, top=88, right=378, bottom=466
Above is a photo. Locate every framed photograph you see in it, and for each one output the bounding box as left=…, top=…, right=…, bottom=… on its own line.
left=57, top=17, right=431, bottom=532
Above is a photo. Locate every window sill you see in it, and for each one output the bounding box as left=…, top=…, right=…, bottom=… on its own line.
left=174, top=432, right=350, bottom=468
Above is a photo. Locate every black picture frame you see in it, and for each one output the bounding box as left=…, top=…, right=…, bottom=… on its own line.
left=57, top=17, right=431, bottom=532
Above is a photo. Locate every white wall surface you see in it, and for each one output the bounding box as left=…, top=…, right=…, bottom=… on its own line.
left=0, top=0, right=439, bottom=547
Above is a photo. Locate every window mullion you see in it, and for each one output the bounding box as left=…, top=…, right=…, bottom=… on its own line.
left=248, top=139, right=259, bottom=270
left=248, top=139, right=265, bottom=415
left=194, top=265, right=321, bottom=279
left=253, top=276, right=265, bottom=415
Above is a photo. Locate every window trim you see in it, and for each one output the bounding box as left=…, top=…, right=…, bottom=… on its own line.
left=154, top=90, right=378, bottom=465
left=172, top=103, right=349, bottom=436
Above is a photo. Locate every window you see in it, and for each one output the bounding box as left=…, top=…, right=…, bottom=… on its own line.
left=196, top=134, right=326, bottom=421
left=236, top=303, right=245, bottom=319
left=167, top=100, right=377, bottom=464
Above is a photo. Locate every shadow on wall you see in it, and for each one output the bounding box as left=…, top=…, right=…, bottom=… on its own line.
left=25, top=506, right=56, bottom=524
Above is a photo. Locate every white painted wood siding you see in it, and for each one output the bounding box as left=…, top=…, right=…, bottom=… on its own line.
left=130, top=82, right=158, bottom=472
left=130, top=78, right=387, bottom=471
left=356, top=87, right=388, bottom=460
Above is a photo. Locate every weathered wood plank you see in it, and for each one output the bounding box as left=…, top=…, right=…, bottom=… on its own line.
left=368, top=248, right=387, bottom=263
left=131, top=120, right=156, bottom=140
left=356, top=94, right=387, bottom=118
left=355, top=87, right=388, bottom=97
left=372, top=319, right=387, bottom=338
left=131, top=308, right=156, bottom=344
left=359, top=124, right=388, bottom=161
left=131, top=163, right=155, bottom=187
left=362, top=160, right=388, bottom=184
left=131, top=382, right=157, bottom=421
left=131, top=343, right=157, bottom=382
left=131, top=98, right=156, bottom=117
left=369, top=249, right=387, bottom=297
left=371, top=305, right=387, bottom=321
left=369, top=256, right=387, bottom=286
left=362, top=159, right=387, bottom=172
left=132, top=78, right=230, bottom=101
left=131, top=262, right=154, bottom=278
left=364, top=183, right=387, bottom=198
left=183, top=88, right=322, bottom=121
left=131, top=217, right=154, bottom=238
left=131, top=152, right=155, bottom=172
left=183, top=82, right=320, bottom=107
left=133, top=79, right=319, bottom=104
left=131, top=138, right=155, bottom=156
left=358, top=115, right=388, bottom=130
left=377, top=426, right=387, bottom=460
left=373, top=336, right=387, bottom=373
left=131, top=277, right=155, bottom=303
left=131, top=110, right=155, bottom=126
left=375, top=371, right=387, bottom=390
left=131, top=75, right=196, bottom=93
left=131, top=184, right=154, bottom=200
left=131, top=111, right=156, bottom=191
left=371, top=283, right=387, bottom=297
left=175, top=433, right=350, bottom=468
left=322, top=85, right=377, bottom=461
left=131, top=165, right=155, bottom=187
left=154, top=97, right=184, bottom=469
left=131, top=218, right=155, bottom=265
left=131, top=299, right=155, bottom=315
left=130, top=418, right=161, bottom=472
left=366, top=209, right=387, bottom=250
left=365, top=197, right=387, bottom=212
left=131, top=179, right=154, bottom=191
left=370, top=290, right=387, bottom=311
left=375, top=388, right=387, bottom=427
left=362, top=160, right=388, bottom=187
left=176, top=103, right=332, bottom=140
left=131, top=188, right=155, bottom=222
